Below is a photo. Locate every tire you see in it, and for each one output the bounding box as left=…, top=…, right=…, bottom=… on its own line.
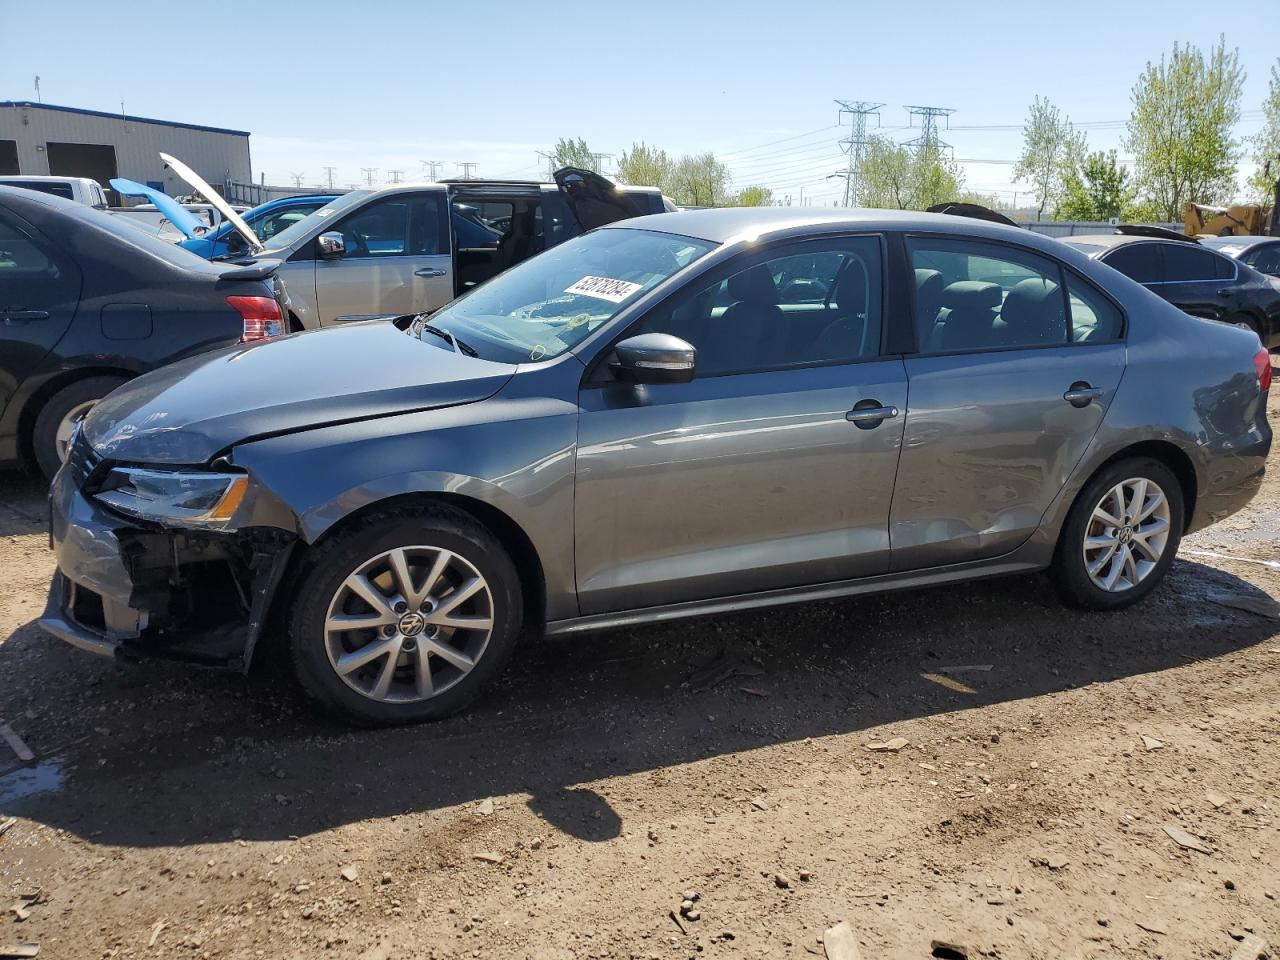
left=288, top=503, right=523, bottom=726
left=1223, top=312, right=1261, bottom=339
left=32, top=376, right=127, bottom=480
left=1052, top=457, right=1184, bottom=611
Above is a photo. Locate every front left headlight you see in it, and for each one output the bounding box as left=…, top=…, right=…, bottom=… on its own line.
left=94, top=468, right=248, bottom=527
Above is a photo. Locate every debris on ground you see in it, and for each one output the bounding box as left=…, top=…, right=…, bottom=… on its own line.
left=822, top=920, right=862, bottom=960
left=0, top=818, right=15, bottom=838
left=472, top=852, right=503, bottom=864
left=774, top=873, right=792, bottom=889
left=751, top=797, right=770, bottom=811
left=1136, top=920, right=1167, bottom=935
left=340, top=865, right=359, bottom=882
left=1141, top=735, right=1165, bottom=751
left=938, top=664, right=994, bottom=674
left=475, top=798, right=494, bottom=816
left=865, top=737, right=909, bottom=753
left=146, top=919, right=165, bottom=947
left=0, top=945, right=39, bottom=959
left=1200, top=589, right=1280, bottom=619
left=1228, top=933, right=1270, bottom=960
left=1163, top=825, right=1214, bottom=855
left=668, top=910, right=687, bottom=935
left=0, top=723, right=33, bottom=763
left=688, top=650, right=766, bottom=691
left=1207, top=791, right=1230, bottom=808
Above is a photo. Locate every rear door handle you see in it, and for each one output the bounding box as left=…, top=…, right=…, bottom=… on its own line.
left=414, top=267, right=447, bottom=278
left=1063, top=382, right=1103, bottom=407
left=0, top=309, right=50, bottom=323
left=845, top=402, right=900, bottom=427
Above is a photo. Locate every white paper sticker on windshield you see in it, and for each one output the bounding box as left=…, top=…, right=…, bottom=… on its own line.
left=565, top=275, right=643, bottom=303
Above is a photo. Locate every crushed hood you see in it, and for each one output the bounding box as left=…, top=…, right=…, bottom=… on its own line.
left=83, top=323, right=516, bottom=464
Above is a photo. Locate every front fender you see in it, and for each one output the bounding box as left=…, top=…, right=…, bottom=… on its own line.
left=230, top=393, right=580, bottom=620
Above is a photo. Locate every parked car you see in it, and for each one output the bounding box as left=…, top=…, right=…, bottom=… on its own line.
left=0, top=175, right=108, bottom=209
left=160, top=153, right=673, bottom=329
left=0, top=185, right=285, bottom=479
left=1062, top=229, right=1280, bottom=348
left=1201, top=235, right=1280, bottom=281
left=41, top=207, right=1271, bottom=725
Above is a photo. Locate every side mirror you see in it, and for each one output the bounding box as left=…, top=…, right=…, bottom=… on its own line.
left=608, top=333, right=696, bottom=385
left=316, top=231, right=346, bottom=260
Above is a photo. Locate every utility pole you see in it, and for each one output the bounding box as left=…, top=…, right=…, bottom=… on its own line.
left=420, top=160, right=445, bottom=180
left=903, top=105, right=957, bottom=154
left=457, top=162, right=478, bottom=180
left=590, top=152, right=613, bottom=175
left=361, top=167, right=378, bottom=187
left=322, top=166, right=337, bottom=189
left=536, top=151, right=556, bottom=180
left=33, top=76, right=41, bottom=103
left=290, top=172, right=305, bottom=188
left=833, top=100, right=883, bottom=207
left=387, top=169, right=404, bottom=184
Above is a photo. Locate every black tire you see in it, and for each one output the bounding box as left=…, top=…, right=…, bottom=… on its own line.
left=287, top=312, right=305, bottom=334
left=32, top=376, right=127, bottom=480
left=1052, top=457, right=1184, bottom=611
left=289, top=503, right=523, bottom=726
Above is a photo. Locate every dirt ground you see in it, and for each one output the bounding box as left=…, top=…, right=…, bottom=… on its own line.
left=1, top=385, right=1277, bottom=960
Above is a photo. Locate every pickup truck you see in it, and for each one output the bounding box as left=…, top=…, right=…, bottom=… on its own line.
left=159, top=153, right=673, bottom=329
left=0, top=175, right=108, bottom=209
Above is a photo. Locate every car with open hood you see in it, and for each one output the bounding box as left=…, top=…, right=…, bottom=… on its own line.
left=41, top=207, right=1270, bottom=725
left=158, top=153, right=672, bottom=330
left=0, top=185, right=285, bottom=479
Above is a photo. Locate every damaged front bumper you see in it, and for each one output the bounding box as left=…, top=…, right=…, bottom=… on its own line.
left=39, top=443, right=296, bottom=672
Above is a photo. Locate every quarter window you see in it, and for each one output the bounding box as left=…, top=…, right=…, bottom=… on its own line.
left=636, top=236, right=883, bottom=376
left=907, top=237, right=1066, bottom=352
left=1065, top=273, right=1123, bottom=342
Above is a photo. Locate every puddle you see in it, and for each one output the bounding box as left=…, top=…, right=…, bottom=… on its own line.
left=0, top=758, right=65, bottom=806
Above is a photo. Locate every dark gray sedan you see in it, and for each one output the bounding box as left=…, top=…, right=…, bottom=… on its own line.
left=41, top=208, right=1272, bottom=725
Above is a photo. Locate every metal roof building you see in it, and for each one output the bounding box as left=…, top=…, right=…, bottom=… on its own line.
left=0, top=101, right=251, bottom=198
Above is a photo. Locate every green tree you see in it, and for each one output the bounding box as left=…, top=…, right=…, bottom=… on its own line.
left=616, top=142, right=673, bottom=189
left=1125, top=36, right=1245, bottom=220
left=1057, top=149, right=1133, bottom=220
left=550, top=137, right=596, bottom=171
left=733, top=184, right=774, bottom=207
left=1249, top=59, right=1280, bottom=203
left=859, top=136, right=963, bottom=210
left=667, top=152, right=732, bottom=206
left=1013, top=96, right=1086, bottom=219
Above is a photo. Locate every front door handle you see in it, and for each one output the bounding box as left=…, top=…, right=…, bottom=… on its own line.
left=1063, top=381, right=1103, bottom=407
left=0, top=309, right=50, bottom=323
left=414, top=267, right=447, bottom=278
left=846, top=401, right=900, bottom=428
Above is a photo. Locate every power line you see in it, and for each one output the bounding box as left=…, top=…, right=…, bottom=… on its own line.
left=321, top=166, right=337, bottom=189
left=456, top=162, right=478, bottom=180
left=420, top=160, right=445, bottom=180
left=387, top=169, right=404, bottom=184
left=360, top=167, right=378, bottom=187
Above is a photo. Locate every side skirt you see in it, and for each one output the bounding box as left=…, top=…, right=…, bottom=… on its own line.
left=545, top=556, right=1046, bottom=637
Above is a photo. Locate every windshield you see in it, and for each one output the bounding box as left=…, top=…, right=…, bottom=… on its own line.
left=424, top=228, right=717, bottom=363
left=263, top=190, right=371, bottom=251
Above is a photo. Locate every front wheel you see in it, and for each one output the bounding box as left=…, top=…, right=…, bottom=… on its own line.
left=1052, top=458, right=1183, bottom=611
left=32, top=376, right=127, bottom=480
left=289, top=504, right=523, bottom=725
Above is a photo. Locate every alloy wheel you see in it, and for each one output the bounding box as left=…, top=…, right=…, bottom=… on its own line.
left=324, top=546, right=494, bottom=703
left=1082, top=477, right=1172, bottom=593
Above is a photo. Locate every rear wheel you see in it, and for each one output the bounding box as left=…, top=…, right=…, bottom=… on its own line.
left=1052, top=457, right=1183, bottom=611
left=32, top=376, right=127, bottom=480
left=289, top=504, right=522, bottom=725
left=1224, top=312, right=1261, bottom=338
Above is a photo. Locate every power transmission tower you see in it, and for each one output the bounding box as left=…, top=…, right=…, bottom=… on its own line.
left=361, top=167, right=379, bottom=186
left=590, top=152, right=613, bottom=175
left=420, top=160, right=444, bottom=180
left=387, top=169, right=404, bottom=184
left=903, top=105, right=956, bottom=153
left=322, top=166, right=337, bottom=189
left=536, top=151, right=556, bottom=179
left=832, top=100, right=883, bottom=207
left=457, top=162, right=478, bottom=180
left=290, top=172, right=305, bottom=188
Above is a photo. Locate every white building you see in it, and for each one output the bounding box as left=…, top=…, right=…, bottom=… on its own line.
left=0, top=101, right=252, bottom=199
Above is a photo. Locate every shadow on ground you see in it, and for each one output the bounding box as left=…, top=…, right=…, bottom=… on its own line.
left=2, top=500, right=1275, bottom=849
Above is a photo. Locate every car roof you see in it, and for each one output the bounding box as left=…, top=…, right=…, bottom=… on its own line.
left=0, top=174, right=97, bottom=185
left=602, top=206, right=1045, bottom=246
left=1201, top=235, right=1276, bottom=251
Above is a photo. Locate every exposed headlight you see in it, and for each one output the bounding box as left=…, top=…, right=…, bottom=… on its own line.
left=94, top=468, right=248, bottom=527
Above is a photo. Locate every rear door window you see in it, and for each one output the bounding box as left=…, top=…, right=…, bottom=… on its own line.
left=1103, top=243, right=1163, bottom=284
left=1162, top=243, right=1223, bottom=282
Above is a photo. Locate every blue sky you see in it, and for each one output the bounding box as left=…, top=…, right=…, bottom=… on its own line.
left=3, top=0, right=1277, bottom=205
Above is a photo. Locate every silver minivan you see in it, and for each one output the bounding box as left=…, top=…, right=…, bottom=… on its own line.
left=162, top=155, right=670, bottom=330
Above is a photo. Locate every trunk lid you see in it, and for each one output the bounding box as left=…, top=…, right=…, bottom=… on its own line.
left=553, top=166, right=643, bottom=230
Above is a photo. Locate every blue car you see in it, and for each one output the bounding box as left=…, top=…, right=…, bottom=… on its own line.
left=109, top=178, right=336, bottom=258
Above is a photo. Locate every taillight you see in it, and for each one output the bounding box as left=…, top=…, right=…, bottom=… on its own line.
left=1254, top=346, right=1273, bottom=392
left=227, top=295, right=283, bottom=343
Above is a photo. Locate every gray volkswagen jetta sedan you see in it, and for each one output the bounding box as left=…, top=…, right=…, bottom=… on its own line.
left=41, top=208, right=1272, bottom=725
